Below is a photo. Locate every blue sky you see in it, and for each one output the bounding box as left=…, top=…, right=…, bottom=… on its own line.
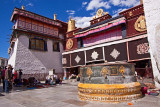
left=0, top=0, right=140, bottom=59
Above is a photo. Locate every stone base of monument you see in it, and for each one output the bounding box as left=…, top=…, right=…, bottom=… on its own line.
left=78, top=63, right=142, bottom=103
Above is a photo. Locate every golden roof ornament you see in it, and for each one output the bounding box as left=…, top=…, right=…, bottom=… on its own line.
left=67, top=17, right=76, bottom=32
left=104, top=12, right=109, bottom=15
left=54, top=14, right=56, bottom=20
left=97, top=9, right=104, bottom=17
left=21, top=5, right=25, bottom=10
left=140, top=0, right=143, bottom=4
left=92, top=16, right=96, bottom=20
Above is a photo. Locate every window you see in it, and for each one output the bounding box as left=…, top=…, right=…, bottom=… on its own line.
left=29, top=38, right=47, bottom=51
left=53, top=41, right=60, bottom=52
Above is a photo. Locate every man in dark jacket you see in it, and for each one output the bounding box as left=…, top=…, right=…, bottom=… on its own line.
left=4, top=65, right=12, bottom=93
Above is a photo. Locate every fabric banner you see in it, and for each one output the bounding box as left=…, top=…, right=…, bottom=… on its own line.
left=71, top=51, right=85, bottom=67
left=75, top=19, right=126, bottom=38
left=128, top=37, right=150, bottom=61
left=62, top=54, right=70, bottom=67
left=83, top=27, right=122, bottom=47
left=104, top=42, right=127, bottom=62
left=86, top=47, right=104, bottom=62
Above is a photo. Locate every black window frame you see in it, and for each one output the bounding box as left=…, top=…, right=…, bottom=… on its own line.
left=29, top=37, right=47, bottom=51
left=53, top=41, right=60, bottom=52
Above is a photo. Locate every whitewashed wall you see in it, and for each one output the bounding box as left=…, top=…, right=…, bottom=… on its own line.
left=9, top=34, right=64, bottom=80
left=8, top=39, right=18, bottom=71
left=143, top=0, right=160, bottom=88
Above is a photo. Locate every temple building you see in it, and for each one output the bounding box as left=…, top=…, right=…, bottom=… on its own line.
left=8, top=6, right=67, bottom=80
left=62, top=1, right=151, bottom=78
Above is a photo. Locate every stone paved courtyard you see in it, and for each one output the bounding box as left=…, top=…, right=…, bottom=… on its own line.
left=0, top=81, right=160, bottom=107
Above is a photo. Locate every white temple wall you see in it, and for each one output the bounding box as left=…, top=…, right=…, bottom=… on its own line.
left=8, top=39, right=18, bottom=70
left=13, top=34, right=64, bottom=80
left=143, top=0, right=160, bottom=88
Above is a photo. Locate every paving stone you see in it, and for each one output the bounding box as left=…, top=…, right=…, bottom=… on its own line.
left=0, top=83, right=160, bottom=107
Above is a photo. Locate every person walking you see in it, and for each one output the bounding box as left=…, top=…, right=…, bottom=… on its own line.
left=19, top=69, right=23, bottom=83
left=2, top=66, right=7, bottom=91
left=4, top=65, right=13, bottom=93
left=0, top=67, right=2, bottom=85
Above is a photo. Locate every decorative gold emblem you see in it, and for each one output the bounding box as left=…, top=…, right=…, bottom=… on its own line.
left=101, top=67, right=109, bottom=79
left=119, top=66, right=125, bottom=78
left=66, top=39, right=73, bottom=49
left=97, top=9, right=103, bottom=17
left=110, top=66, right=118, bottom=75
left=134, top=15, right=147, bottom=32
left=86, top=67, right=93, bottom=80
left=129, top=11, right=133, bottom=16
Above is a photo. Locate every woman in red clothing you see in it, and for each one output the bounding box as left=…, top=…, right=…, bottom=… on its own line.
left=13, top=70, right=18, bottom=82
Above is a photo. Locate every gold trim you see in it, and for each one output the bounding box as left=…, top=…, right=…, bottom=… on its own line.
left=79, top=92, right=142, bottom=103
left=78, top=82, right=142, bottom=103
left=78, top=87, right=141, bottom=95
left=78, top=82, right=141, bottom=90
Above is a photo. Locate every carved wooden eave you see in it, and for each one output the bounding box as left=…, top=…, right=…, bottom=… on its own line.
left=11, top=8, right=62, bottom=27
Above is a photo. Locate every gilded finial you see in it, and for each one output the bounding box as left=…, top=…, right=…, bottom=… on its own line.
left=21, top=5, right=25, bottom=10
left=97, top=9, right=104, bottom=17
left=92, top=16, right=96, bottom=20
left=104, top=12, right=109, bottom=15
left=70, top=17, right=73, bottom=20
left=54, top=14, right=56, bottom=20
left=140, top=0, right=143, bottom=4
left=67, top=17, right=76, bottom=32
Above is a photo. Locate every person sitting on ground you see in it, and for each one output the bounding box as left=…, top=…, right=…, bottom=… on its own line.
left=50, top=78, right=54, bottom=85
left=22, top=78, right=29, bottom=86
left=76, top=74, right=80, bottom=81
left=28, top=77, right=35, bottom=87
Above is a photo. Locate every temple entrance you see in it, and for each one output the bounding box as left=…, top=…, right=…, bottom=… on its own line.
left=66, top=67, right=79, bottom=79
left=132, top=59, right=153, bottom=80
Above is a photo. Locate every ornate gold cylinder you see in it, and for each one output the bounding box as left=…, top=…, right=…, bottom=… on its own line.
left=78, top=63, right=142, bottom=103
left=67, top=18, right=75, bottom=32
